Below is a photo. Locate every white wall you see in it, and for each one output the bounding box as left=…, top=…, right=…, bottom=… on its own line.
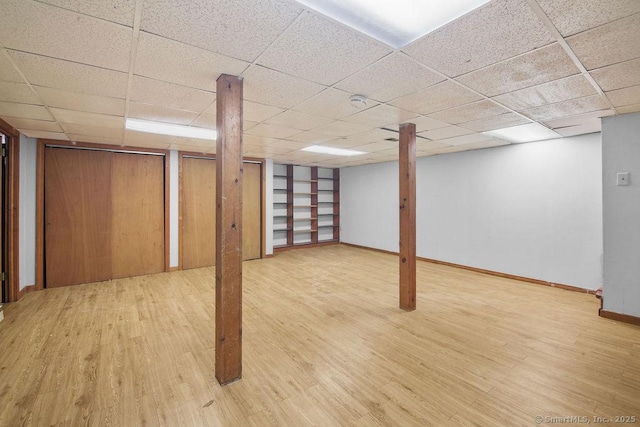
left=19, top=135, right=37, bottom=290
left=602, top=112, right=640, bottom=317
left=341, top=133, right=603, bottom=290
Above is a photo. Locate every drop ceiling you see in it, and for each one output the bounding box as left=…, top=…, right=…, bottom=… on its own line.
left=0, top=0, right=638, bottom=167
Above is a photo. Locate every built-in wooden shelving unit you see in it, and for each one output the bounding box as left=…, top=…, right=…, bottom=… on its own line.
left=272, top=164, right=340, bottom=251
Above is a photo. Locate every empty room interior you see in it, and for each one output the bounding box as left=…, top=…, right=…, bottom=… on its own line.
left=1, top=0, right=640, bottom=425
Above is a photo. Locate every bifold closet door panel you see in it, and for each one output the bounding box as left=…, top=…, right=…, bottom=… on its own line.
left=242, top=162, right=261, bottom=261
left=111, top=153, right=165, bottom=279
left=182, top=157, right=216, bottom=270
left=45, top=148, right=113, bottom=288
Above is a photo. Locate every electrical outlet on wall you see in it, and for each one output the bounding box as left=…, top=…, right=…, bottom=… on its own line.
left=617, top=172, right=630, bottom=186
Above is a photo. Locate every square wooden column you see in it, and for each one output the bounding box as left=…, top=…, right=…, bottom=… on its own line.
left=399, top=123, right=416, bottom=311
left=215, top=74, right=243, bottom=385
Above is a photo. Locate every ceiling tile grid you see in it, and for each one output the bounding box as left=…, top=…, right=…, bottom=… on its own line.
left=257, top=11, right=391, bottom=86
left=1, top=0, right=132, bottom=72
left=403, top=0, right=555, bottom=77
left=0, top=0, right=637, bottom=165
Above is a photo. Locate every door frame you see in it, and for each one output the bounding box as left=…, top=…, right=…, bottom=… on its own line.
left=36, top=140, right=171, bottom=290
left=0, top=119, right=20, bottom=302
left=178, top=151, right=265, bottom=270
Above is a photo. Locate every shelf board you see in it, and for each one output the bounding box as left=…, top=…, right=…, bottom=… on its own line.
left=293, top=179, right=317, bottom=183
left=317, top=201, right=337, bottom=204
left=317, top=177, right=334, bottom=180
left=274, top=188, right=288, bottom=192
left=293, top=229, right=318, bottom=233
left=274, top=227, right=293, bottom=232
left=317, top=213, right=339, bottom=216
left=293, top=217, right=317, bottom=221
left=318, top=225, right=339, bottom=229
left=293, top=205, right=317, bottom=208
left=273, top=174, right=288, bottom=178
left=273, top=202, right=288, bottom=205
left=273, top=214, right=292, bottom=218
left=293, top=192, right=317, bottom=195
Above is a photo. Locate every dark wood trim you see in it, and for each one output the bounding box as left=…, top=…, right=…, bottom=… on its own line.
left=39, top=139, right=169, bottom=155
left=164, top=153, right=171, bottom=272
left=169, top=266, right=180, bottom=272
left=273, top=240, right=339, bottom=253
left=215, top=74, right=243, bottom=385
left=178, top=152, right=184, bottom=271
left=0, top=119, right=19, bottom=138
left=17, top=284, right=35, bottom=300
left=7, top=133, right=19, bottom=302
left=286, top=165, right=293, bottom=246
left=340, top=242, right=596, bottom=295
left=399, top=123, right=416, bottom=311
left=599, top=310, right=640, bottom=327
left=259, top=159, right=266, bottom=259
left=264, top=254, right=275, bottom=259
left=35, top=140, right=45, bottom=291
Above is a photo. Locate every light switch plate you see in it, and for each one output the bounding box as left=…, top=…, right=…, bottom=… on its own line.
left=617, top=172, right=630, bottom=186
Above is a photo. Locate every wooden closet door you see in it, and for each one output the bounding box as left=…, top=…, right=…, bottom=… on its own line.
left=45, top=148, right=113, bottom=288
left=111, top=152, right=165, bottom=279
left=182, top=157, right=216, bottom=269
left=242, top=162, right=261, bottom=261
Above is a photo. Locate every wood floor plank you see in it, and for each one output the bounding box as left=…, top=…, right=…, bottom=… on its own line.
left=1, top=245, right=639, bottom=426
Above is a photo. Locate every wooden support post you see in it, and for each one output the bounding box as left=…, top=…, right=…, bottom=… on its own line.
left=215, top=74, right=243, bottom=385
left=399, top=123, right=416, bottom=311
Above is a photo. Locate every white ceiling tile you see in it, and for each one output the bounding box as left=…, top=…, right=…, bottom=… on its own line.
left=432, top=139, right=509, bottom=154
left=606, top=86, right=640, bottom=107
left=243, top=143, right=293, bottom=156
left=243, top=101, right=283, bottom=123
left=258, top=12, right=390, bottom=86
left=0, top=81, right=41, bottom=105
left=389, top=81, right=482, bottom=116
left=286, top=130, right=339, bottom=144
left=403, top=0, right=554, bottom=77
left=521, top=94, right=610, bottom=122
left=191, top=114, right=220, bottom=130
left=244, top=134, right=291, bottom=147
left=343, top=104, right=418, bottom=128
left=458, top=113, right=530, bottom=132
left=492, top=75, right=597, bottom=111
left=123, top=130, right=173, bottom=147
left=616, top=104, right=640, bottom=114
left=0, top=52, right=23, bottom=83
left=34, top=86, right=125, bottom=116
left=567, top=13, right=640, bottom=70
left=9, top=51, right=128, bottom=98
left=411, top=116, right=450, bottom=132
left=0, top=0, right=131, bottom=72
left=332, top=128, right=401, bottom=146
left=60, top=122, right=123, bottom=139
left=140, top=0, right=303, bottom=62
left=50, top=108, right=123, bottom=128
left=0, top=101, right=53, bottom=121
left=246, top=123, right=301, bottom=139
left=418, top=126, right=473, bottom=140
left=135, top=32, right=249, bottom=92
left=67, top=133, right=123, bottom=145
left=171, top=136, right=215, bottom=148
left=18, top=129, right=68, bottom=140
left=243, top=65, right=325, bottom=109
left=590, top=58, right=640, bottom=91
left=128, top=102, right=199, bottom=125
left=428, top=100, right=511, bottom=124
left=264, top=110, right=333, bottom=131
left=438, top=133, right=493, bottom=146
left=537, top=0, right=640, bottom=37
left=554, top=121, right=602, bottom=137
left=130, top=76, right=215, bottom=113
left=2, top=117, right=61, bottom=132
left=335, top=53, right=445, bottom=103
left=266, top=140, right=310, bottom=150
left=416, top=140, right=449, bottom=151
left=311, top=121, right=372, bottom=137
left=35, top=0, right=136, bottom=26
left=349, top=141, right=398, bottom=153
left=292, top=88, right=376, bottom=119
left=544, top=109, right=614, bottom=129
left=457, top=44, right=579, bottom=97
left=169, top=143, right=212, bottom=153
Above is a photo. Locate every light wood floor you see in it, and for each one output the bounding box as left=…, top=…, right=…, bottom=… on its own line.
left=1, top=245, right=639, bottom=426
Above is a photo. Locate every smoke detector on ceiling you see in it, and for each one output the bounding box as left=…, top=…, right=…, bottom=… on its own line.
left=349, top=94, right=367, bottom=109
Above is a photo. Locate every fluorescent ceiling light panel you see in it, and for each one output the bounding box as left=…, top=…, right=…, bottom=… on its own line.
left=483, top=123, right=561, bottom=143
left=126, top=118, right=217, bottom=140
left=302, top=145, right=366, bottom=156
left=294, top=0, right=490, bottom=48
